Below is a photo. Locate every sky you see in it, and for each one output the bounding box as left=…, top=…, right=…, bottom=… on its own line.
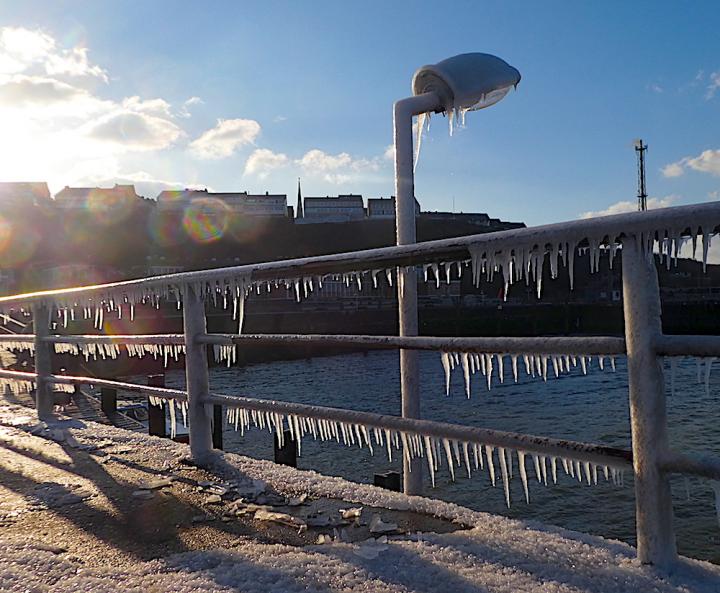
left=0, top=0, right=718, bottom=226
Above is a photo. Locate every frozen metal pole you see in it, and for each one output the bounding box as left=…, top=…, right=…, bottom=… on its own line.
left=32, top=304, right=54, bottom=420
left=621, top=236, right=677, bottom=568
left=183, top=285, right=213, bottom=462
left=394, top=91, right=441, bottom=495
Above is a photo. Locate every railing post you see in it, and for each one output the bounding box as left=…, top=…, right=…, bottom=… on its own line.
left=32, top=304, right=53, bottom=420
left=393, top=94, right=441, bottom=496
left=621, top=236, right=677, bottom=568
left=183, top=285, right=213, bottom=462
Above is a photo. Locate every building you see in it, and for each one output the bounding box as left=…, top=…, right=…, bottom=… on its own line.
left=54, top=184, right=142, bottom=210
left=301, top=194, right=365, bottom=223
left=0, top=182, right=52, bottom=210
left=367, top=196, right=421, bottom=219
left=419, top=211, right=491, bottom=227
left=156, top=189, right=288, bottom=217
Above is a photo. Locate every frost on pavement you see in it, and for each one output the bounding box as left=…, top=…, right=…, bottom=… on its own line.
left=1, top=412, right=719, bottom=593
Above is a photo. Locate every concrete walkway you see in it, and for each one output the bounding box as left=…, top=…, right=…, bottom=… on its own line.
left=1, top=399, right=719, bottom=592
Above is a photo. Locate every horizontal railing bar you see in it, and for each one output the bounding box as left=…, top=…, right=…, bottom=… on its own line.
left=654, top=335, right=720, bottom=358
left=661, top=451, right=720, bottom=480
left=0, top=369, right=36, bottom=381
left=47, top=374, right=187, bottom=401
left=0, top=335, right=34, bottom=343
left=42, top=334, right=185, bottom=345
left=199, top=333, right=627, bottom=355
left=205, top=392, right=633, bottom=468
left=0, top=201, right=718, bottom=307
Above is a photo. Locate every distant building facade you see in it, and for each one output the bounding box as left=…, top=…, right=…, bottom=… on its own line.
left=301, top=194, right=365, bottom=223
left=156, top=189, right=288, bottom=217
left=0, top=182, right=52, bottom=210
left=54, top=184, right=142, bottom=210
left=419, top=211, right=491, bottom=227
left=367, top=196, right=421, bottom=219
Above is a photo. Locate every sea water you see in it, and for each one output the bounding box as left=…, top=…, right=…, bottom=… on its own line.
left=158, top=351, right=720, bottom=563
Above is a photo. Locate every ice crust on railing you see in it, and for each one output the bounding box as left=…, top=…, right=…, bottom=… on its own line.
left=225, top=405, right=625, bottom=506
left=439, top=351, right=616, bottom=397
left=0, top=377, right=35, bottom=395
left=49, top=342, right=186, bottom=368
left=0, top=340, right=35, bottom=353
left=0, top=209, right=717, bottom=323
left=0, top=377, right=74, bottom=395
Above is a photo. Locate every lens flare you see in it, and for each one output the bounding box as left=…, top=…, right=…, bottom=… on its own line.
left=148, top=209, right=185, bottom=248
left=182, top=197, right=230, bottom=243
left=86, top=188, right=134, bottom=225
left=0, top=214, right=39, bottom=266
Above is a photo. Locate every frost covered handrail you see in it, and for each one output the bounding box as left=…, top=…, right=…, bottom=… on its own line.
left=0, top=201, right=718, bottom=309
left=205, top=392, right=633, bottom=469
left=199, top=333, right=627, bottom=355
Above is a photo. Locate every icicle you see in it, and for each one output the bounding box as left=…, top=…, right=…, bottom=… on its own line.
left=440, top=352, right=451, bottom=396
left=498, top=447, right=511, bottom=507
left=518, top=451, right=530, bottom=503
left=485, top=445, right=496, bottom=487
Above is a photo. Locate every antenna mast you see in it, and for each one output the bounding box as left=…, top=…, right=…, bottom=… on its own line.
left=635, top=139, right=648, bottom=211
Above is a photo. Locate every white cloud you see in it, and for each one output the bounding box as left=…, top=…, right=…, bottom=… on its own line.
left=686, top=149, right=720, bottom=176
left=178, top=96, right=203, bottom=118
left=663, top=149, right=720, bottom=178
left=0, top=74, right=83, bottom=105
left=706, top=71, right=720, bottom=100
left=121, top=96, right=173, bottom=117
left=0, top=26, right=107, bottom=81
left=189, top=118, right=261, bottom=159
left=244, top=148, right=288, bottom=178
left=296, top=148, right=382, bottom=184
left=661, top=161, right=685, bottom=178
left=84, top=110, right=184, bottom=151
left=272, top=115, right=287, bottom=123
left=384, top=144, right=394, bottom=161
left=580, top=195, right=678, bottom=219
left=62, top=157, right=208, bottom=198
left=0, top=26, right=197, bottom=190
left=649, top=83, right=663, bottom=94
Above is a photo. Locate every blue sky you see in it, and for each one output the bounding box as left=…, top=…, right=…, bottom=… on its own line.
left=0, top=0, right=718, bottom=225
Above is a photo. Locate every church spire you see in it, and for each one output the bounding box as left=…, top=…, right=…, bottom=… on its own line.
left=296, top=177, right=303, bottom=218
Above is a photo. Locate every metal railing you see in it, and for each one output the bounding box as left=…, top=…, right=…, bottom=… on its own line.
left=0, top=201, right=719, bottom=569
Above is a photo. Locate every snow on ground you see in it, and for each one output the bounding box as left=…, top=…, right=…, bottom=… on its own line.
left=1, top=402, right=720, bottom=592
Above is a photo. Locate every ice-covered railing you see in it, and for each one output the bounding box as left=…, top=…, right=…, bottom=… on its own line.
left=2, top=201, right=720, bottom=568
left=0, top=202, right=717, bottom=325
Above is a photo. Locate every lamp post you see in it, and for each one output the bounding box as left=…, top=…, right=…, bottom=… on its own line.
left=393, top=53, right=520, bottom=495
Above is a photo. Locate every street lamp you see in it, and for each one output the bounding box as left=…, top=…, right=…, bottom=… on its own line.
left=393, top=53, right=520, bottom=495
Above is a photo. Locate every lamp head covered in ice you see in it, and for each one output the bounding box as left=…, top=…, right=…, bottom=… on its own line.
left=412, top=53, right=521, bottom=116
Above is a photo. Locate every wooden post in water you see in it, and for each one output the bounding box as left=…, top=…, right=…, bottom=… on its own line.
left=32, top=305, right=53, bottom=420
left=183, top=285, right=213, bottom=462
left=212, top=404, right=223, bottom=450
left=100, top=388, right=117, bottom=415
left=621, top=236, right=677, bottom=568
left=147, top=374, right=167, bottom=437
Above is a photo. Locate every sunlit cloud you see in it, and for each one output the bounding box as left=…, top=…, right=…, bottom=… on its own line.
left=662, top=150, right=720, bottom=178
left=83, top=109, right=184, bottom=151
left=296, top=148, right=383, bottom=184
left=705, top=71, right=720, bottom=100
left=189, top=118, right=261, bottom=159
left=0, top=26, right=197, bottom=192
left=244, top=148, right=289, bottom=178
left=0, top=26, right=107, bottom=81
left=62, top=157, right=208, bottom=199
left=580, top=195, right=678, bottom=219
left=178, top=96, right=203, bottom=118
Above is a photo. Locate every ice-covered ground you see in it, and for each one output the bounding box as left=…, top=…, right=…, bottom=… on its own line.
left=1, top=402, right=719, bottom=593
